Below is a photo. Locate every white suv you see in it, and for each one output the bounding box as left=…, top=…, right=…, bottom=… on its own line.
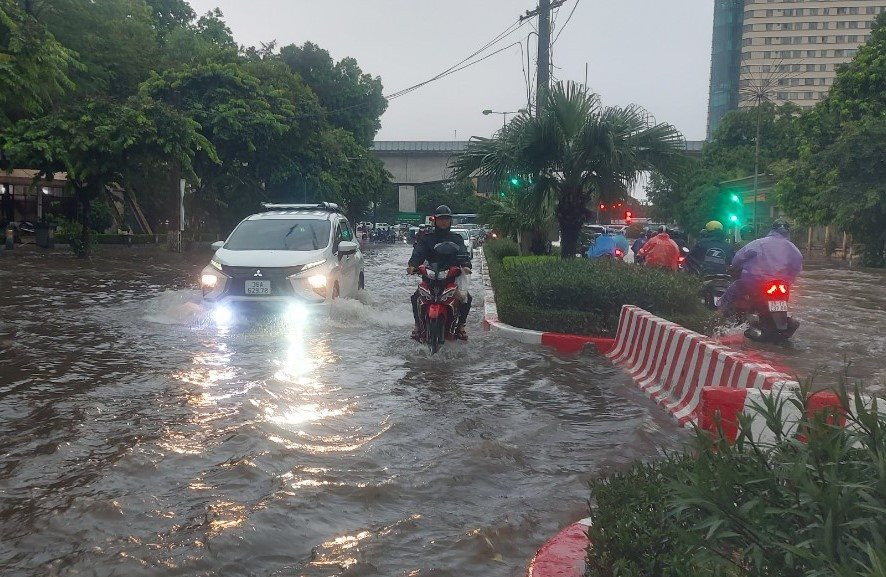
left=200, top=203, right=364, bottom=309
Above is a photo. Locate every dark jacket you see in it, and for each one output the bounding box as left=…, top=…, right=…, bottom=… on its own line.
left=408, top=227, right=471, bottom=268
left=687, top=234, right=735, bottom=275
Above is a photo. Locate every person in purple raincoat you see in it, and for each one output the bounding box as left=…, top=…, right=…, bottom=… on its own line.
left=720, top=219, right=803, bottom=316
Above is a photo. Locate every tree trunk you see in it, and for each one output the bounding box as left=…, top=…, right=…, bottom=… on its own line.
left=73, top=186, right=92, bottom=258
left=557, top=192, right=585, bottom=258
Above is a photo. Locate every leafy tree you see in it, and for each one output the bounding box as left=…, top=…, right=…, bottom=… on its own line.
left=36, top=0, right=159, bottom=98
left=416, top=179, right=486, bottom=215
left=143, top=0, right=194, bottom=35
left=454, top=82, right=685, bottom=257
left=2, top=96, right=211, bottom=255
left=280, top=42, right=387, bottom=146
left=0, top=0, right=77, bottom=126
left=775, top=12, right=886, bottom=266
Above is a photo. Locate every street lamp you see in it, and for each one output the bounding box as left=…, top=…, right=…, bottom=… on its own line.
left=482, top=108, right=528, bottom=129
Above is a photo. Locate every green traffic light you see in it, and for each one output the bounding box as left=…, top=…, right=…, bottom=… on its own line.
left=729, top=214, right=739, bottom=223
left=730, top=194, right=741, bottom=203
left=509, top=176, right=521, bottom=187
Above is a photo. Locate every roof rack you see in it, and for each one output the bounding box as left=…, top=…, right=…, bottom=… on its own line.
left=260, top=202, right=343, bottom=214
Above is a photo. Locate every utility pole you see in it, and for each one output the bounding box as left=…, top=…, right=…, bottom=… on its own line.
left=522, top=0, right=565, bottom=115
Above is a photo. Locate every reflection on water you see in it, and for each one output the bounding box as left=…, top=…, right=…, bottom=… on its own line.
left=2, top=246, right=880, bottom=576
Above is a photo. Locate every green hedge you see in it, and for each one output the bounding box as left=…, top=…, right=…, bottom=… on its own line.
left=483, top=238, right=715, bottom=335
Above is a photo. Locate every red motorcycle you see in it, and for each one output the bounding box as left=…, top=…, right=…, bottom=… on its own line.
left=414, top=263, right=462, bottom=353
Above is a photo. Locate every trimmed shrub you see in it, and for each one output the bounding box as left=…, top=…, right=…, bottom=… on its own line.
left=485, top=246, right=715, bottom=335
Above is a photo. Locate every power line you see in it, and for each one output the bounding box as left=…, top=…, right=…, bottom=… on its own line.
left=552, top=0, right=582, bottom=46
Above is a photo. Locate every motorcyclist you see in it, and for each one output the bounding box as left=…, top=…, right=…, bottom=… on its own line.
left=407, top=205, right=472, bottom=340
left=719, top=219, right=803, bottom=316
left=687, top=220, right=735, bottom=275
left=637, top=226, right=681, bottom=270
left=586, top=228, right=619, bottom=259
left=632, top=229, right=655, bottom=264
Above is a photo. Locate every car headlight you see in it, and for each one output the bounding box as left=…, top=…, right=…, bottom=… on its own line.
left=308, top=274, right=327, bottom=289
left=202, top=273, right=219, bottom=288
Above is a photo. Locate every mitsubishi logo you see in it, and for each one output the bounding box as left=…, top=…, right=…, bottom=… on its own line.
left=253, top=269, right=263, bottom=277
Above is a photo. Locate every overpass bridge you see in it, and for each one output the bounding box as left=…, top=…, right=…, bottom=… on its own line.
left=371, top=140, right=704, bottom=212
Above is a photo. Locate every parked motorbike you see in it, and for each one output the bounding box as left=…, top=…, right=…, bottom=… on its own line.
left=411, top=241, right=463, bottom=354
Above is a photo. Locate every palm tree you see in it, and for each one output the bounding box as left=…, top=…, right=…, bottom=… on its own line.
left=481, top=191, right=555, bottom=254
left=453, top=82, right=685, bottom=257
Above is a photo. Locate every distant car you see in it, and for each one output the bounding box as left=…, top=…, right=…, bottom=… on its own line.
left=452, top=228, right=476, bottom=259
left=201, top=203, right=364, bottom=317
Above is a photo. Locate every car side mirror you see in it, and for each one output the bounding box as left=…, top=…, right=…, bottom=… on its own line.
left=338, top=240, right=359, bottom=255
left=211, top=241, right=224, bottom=250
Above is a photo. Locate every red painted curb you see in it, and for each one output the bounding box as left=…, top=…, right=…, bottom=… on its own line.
left=541, top=332, right=615, bottom=355
left=526, top=521, right=590, bottom=577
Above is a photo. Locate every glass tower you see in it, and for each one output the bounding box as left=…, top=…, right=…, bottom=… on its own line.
left=707, top=0, right=745, bottom=139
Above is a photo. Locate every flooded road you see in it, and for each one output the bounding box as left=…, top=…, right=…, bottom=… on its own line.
left=1, top=244, right=681, bottom=577
left=724, top=260, right=886, bottom=394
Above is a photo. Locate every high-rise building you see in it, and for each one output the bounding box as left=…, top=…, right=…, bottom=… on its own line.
left=707, top=0, right=745, bottom=139
left=706, top=1, right=886, bottom=139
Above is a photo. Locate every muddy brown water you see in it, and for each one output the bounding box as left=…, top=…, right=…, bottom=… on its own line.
left=0, top=246, right=882, bottom=576
left=1, top=245, right=683, bottom=577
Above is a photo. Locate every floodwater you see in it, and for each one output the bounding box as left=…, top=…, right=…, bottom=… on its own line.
left=0, top=244, right=682, bottom=577
left=721, top=259, right=886, bottom=394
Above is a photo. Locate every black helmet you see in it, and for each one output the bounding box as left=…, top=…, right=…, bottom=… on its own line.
left=434, top=205, right=453, bottom=218
left=771, top=218, right=790, bottom=233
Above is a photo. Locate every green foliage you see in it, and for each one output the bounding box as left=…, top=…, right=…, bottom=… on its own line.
left=416, top=179, right=486, bottom=216
left=484, top=242, right=715, bottom=335
left=0, top=0, right=77, bottom=126
left=775, top=13, right=886, bottom=267
left=586, top=454, right=707, bottom=577
left=586, top=384, right=886, bottom=577
left=280, top=41, right=387, bottom=146
left=455, top=82, right=685, bottom=257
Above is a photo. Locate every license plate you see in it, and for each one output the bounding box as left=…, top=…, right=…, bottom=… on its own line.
left=768, top=300, right=788, bottom=312
left=245, top=280, right=271, bottom=295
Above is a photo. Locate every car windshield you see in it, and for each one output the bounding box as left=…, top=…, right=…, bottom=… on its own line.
left=225, top=219, right=331, bottom=251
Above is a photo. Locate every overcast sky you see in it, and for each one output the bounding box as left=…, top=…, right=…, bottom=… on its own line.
left=188, top=0, right=714, bottom=142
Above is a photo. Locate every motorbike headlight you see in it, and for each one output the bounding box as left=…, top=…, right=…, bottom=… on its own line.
left=308, top=274, right=327, bottom=289
left=201, top=273, right=219, bottom=288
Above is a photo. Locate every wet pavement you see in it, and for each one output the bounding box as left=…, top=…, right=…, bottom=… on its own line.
left=0, top=244, right=683, bottom=577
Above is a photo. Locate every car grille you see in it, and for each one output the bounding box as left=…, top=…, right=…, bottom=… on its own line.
left=220, top=265, right=303, bottom=297
left=221, top=265, right=305, bottom=278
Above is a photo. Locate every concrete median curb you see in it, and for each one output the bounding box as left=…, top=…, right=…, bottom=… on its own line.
left=479, top=250, right=615, bottom=355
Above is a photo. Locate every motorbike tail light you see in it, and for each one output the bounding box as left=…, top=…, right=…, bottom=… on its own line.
left=764, top=281, right=790, bottom=299
left=614, top=248, right=623, bottom=258
left=678, top=256, right=686, bottom=264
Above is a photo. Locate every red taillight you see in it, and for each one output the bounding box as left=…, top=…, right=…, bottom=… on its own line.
left=615, top=248, right=623, bottom=258
left=678, top=256, right=686, bottom=264
left=764, top=281, right=790, bottom=298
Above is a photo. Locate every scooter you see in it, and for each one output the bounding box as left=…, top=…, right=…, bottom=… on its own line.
left=731, top=279, right=800, bottom=342
left=412, top=241, right=463, bottom=354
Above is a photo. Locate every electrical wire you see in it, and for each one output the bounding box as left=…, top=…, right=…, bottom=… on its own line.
left=552, top=0, right=582, bottom=46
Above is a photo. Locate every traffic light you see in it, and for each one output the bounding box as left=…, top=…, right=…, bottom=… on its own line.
left=599, top=203, right=606, bottom=211
left=729, top=214, right=740, bottom=224
left=509, top=176, right=522, bottom=187
left=730, top=193, right=741, bottom=203
left=625, top=210, right=633, bottom=222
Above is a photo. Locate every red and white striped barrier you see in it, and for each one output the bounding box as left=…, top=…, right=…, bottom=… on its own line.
left=479, top=251, right=614, bottom=355
left=606, top=306, right=798, bottom=426
left=699, top=386, right=884, bottom=444
left=526, top=518, right=592, bottom=577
